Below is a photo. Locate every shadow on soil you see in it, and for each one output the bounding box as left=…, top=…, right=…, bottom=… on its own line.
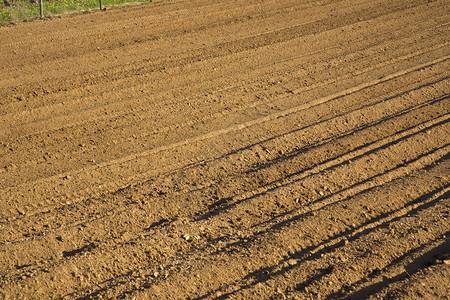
left=337, top=234, right=450, bottom=299
left=65, top=144, right=448, bottom=299
left=59, top=141, right=448, bottom=300
left=62, top=90, right=448, bottom=299
left=191, top=187, right=449, bottom=300
left=69, top=180, right=448, bottom=299
left=194, top=92, right=448, bottom=223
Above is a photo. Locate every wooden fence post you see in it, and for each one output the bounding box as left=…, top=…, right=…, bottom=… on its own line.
left=39, top=0, right=43, bottom=18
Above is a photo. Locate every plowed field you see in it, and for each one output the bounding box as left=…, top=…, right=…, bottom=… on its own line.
left=1, top=0, right=449, bottom=299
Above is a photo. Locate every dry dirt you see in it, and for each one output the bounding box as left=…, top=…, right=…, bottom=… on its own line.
left=0, top=0, right=449, bottom=299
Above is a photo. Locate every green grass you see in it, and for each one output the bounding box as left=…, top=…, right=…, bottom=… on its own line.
left=0, top=0, right=157, bottom=23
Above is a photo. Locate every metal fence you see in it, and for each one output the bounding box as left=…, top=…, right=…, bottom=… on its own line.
left=1, top=0, right=152, bottom=22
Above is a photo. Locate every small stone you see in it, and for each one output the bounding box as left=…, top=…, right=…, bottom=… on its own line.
left=182, top=234, right=190, bottom=241
left=5, top=164, right=17, bottom=171
left=153, top=271, right=159, bottom=278
left=438, top=254, right=450, bottom=265
left=287, top=259, right=297, bottom=266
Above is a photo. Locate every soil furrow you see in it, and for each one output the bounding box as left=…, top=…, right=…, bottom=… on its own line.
left=227, top=193, right=449, bottom=300
left=2, top=9, right=446, bottom=121
left=0, top=55, right=447, bottom=220
left=1, top=0, right=441, bottom=105
left=1, top=38, right=447, bottom=187
left=66, top=156, right=450, bottom=299
left=0, top=0, right=375, bottom=90
left=0, top=0, right=448, bottom=298
left=2, top=86, right=447, bottom=243
left=1, top=107, right=447, bottom=295
left=2, top=17, right=447, bottom=134
left=0, top=0, right=328, bottom=49
left=3, top=13, right=446, bottom=123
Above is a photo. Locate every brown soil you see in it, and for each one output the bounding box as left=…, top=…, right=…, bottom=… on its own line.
left=0, top=0, right=449, bottom=299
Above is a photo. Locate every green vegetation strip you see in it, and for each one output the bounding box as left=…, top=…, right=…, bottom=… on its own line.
left=0, top=0, right=157, bottom=22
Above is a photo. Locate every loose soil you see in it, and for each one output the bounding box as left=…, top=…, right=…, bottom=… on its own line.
left=0, top=0, right=449, bottom=299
